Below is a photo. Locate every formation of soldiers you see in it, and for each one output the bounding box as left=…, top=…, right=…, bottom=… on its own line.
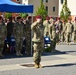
left=43, top=17, right=76, bottom=45
left=0, top=16, right=32, bottom=57
left=0, top=15, right=76, bottom=68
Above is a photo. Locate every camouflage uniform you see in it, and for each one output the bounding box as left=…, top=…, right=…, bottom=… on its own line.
left=73, top=21, right=76, bottom=42
left=31, top=21, right=44, bottom=68
left=0, top=22, right=7, bottom=57
left=61, top=22, right=66, bottom=42
left=24, top=19, right=31, bottom=55
left=55, top=20, right=62, bottom=44
left=49, top=21, right=56, bottom=51
left=14, top=21, right=24, bottom=56
left=43, top=20, right=50, bottom=36
left=64, top=21, right=73, bottom=44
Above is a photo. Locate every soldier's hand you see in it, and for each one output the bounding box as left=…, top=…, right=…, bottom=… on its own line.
left=37, top=19, right=41, bottom=23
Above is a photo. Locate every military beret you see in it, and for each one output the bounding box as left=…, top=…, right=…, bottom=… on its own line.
left=74, top=18, right=76, bottom=20
left=0, top=16, right=2, bottom=19
left=68, top=18, right=71, bottom=20
left=50, top=16, right=53, bottom=18
left=28, top=16, right=32, bottom=19
left=36, top=15, right=42, bottom=19
left=46, top=16, right=50, bottom=20
left=57, top=17, right=60, bottom=20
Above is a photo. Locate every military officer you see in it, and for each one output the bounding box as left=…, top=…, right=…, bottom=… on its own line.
left=14, top=17, right=24, bottom=56
left=43, top=16, right=50, bottom=36
left=31, top=15, right=44, bottom=68
left=0, top=16, right=7, bottom=57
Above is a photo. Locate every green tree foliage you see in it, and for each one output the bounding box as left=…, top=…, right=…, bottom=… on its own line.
left=35, top=0, right=47, bottom=21
left=20, top=13, right=28, bottom=18
left=5, top=13, right=12, bottom=19
left=60, top=0, right=71, bottom=22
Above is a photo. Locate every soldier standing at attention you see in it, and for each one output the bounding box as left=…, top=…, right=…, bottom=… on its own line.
left=24, top=16, right=32, bottom=55
left=73, top=18, right=76, bottom=43
left=14, top=17, right=24, bottom=56
left=55, top=17, right=63, bottom=44
left=43, top=16, right=50, bottom=37
left=49, top=19, right=56, bottom=51
left=63, top=18, right=73, bottom=45
left=0, top=16, right=7, bottom=57
left=31, top=15, right=44, bottom=68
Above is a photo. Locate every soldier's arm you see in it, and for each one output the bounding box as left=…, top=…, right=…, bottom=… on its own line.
left=31, top=21, right=38, bottom=30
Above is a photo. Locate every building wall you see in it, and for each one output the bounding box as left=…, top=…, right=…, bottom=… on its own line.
left=43, top=0, right=59, bottom=17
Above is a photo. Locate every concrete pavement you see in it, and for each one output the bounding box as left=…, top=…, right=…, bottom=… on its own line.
left=0, top=44, right=76, bottom=75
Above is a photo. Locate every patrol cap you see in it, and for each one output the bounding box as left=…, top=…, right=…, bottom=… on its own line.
left=36, top=15, right=42, bottom=19
left=17, top=16, right=21, bottom=20
left=46, top=16, right=50, bottom=20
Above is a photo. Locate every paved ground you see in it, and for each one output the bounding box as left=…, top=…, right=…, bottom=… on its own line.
left=0, top=43, right=76, bottom=75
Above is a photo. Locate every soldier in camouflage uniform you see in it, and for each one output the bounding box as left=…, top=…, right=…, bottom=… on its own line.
left=43, top=16, right=50, bottom=37
left=73, top=19, right=76, bottom=42
left=63, top=18, right=73, bottom=45
left=49, top=16, right=54, bottom=24
left=61, top=20, right=66, bottom=42
left=24, top=16, right=32, bottom=55
left=0, top=16, right=7, bottom=57
left=14, top=17, right=24, bottom=56
left=31, top=15, right=44, bottom=68
left=49, top=19, right=56, bottom=51
left=55, top=17, right=62, bottom=44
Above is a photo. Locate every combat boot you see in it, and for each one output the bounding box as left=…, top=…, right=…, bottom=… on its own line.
left=16, top=52, right=20, bottom=56
left=39, top=64, right=43, bottom=68
left=34, top=63, right=39, bottom=68
left=19, top=52, right=23, bottom=56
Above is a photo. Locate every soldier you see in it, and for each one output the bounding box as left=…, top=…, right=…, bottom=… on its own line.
left=61, top=20, right=66, bottom=42
left=55, top=17, right=63, bottom=44
left=14, top=17, right=24, bottom=56
left=43, top=16, right=50, bottom=36
left=31, top=15, right=44, bottom=68
left=49, top=16, right=54, bottom=24
left=0, top=16, right=7, bottom=57
left=49, top=19, right=56, bottom=51
left=63, top=18, right=73, bottom=45
left=73, top=18, right=76, bottom=42
left=24, top=16, right=32, bottom=55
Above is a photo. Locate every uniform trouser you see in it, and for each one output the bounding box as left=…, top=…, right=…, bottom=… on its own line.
left=33, top=42, right=43, bottom=64
left=15, top=37, right=23, bottom=53
left=56, top=33, right=60, bottom=43
left=0, top=38, right=4, bottom=55
left=61, top=33, right=65, bottom=42
left=74, top=31, right=76, bottom=41
left=66, top=32, right=71, bottom=43
left=51, top=38, right=56, bottom=51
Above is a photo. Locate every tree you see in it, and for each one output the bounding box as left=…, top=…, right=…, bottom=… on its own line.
left=35, top=0, right=47, bottom=21
left=5, top=13, right=12, bottom=19
left=60, top=0, right=71, bottom=22
left=20, top=13, right=28, bottom=18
